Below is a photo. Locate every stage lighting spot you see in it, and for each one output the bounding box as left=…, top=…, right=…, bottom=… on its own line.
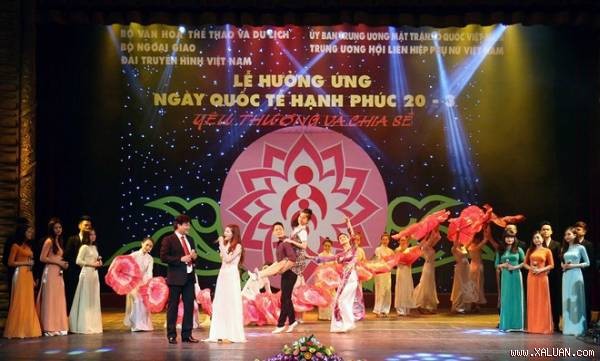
left=67, top=349, right=87, bottom=355
left=438, top=354, right=454, bottom=358
left=44, top=350, right=61, bottom=355
left=18, top=339, right=44, bottom=344
left=94, top=347, right=113, bottom=353
left=462, top=328, right=503, bottom=336
left=459, top=357, right=474, bottom=360
left=395, top=355, right=412, bottom=359
left=244, top=332, right=273, bottom=337
left=416, top=353, right=433, bottom=357
left=178, top=26, right=186, bottom=34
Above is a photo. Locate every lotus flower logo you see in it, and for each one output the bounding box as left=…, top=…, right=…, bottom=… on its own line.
left=221, top=127, right=388, bottom=284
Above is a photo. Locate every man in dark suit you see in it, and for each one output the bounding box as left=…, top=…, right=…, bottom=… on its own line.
left=160, top=214, right=200, bottom=344
left=63, top=215, right=92, bottom=311
left=540, top=221, right=562, bottom=332
left=574, top=221, right=595, bottom=327
left=269, top=221, right=298, bottom=334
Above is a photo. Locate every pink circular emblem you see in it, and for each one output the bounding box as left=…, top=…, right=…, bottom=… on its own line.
left=221, top=127, right=387, bottom=285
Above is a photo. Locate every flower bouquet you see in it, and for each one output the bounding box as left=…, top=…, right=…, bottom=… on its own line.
left=259, top=334, right=344, bottom=361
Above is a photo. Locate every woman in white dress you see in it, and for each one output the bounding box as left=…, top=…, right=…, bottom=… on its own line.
left=373, top=233, right=394, bottom=317
left=413, top=229, right=442, bottom=314
left=467, top=231, right=489, bottom=312
left=394, top=236, right=417, bottom=316
left=204, top=224, right=246, bottom=343
left=450, top=240, right=477, bottom=314
left=352, top=232, right=367, bottom=320
left=317, top=238, right=335, bottom=320
left=69, top=229, right=103, bottom=334
left=124, top=237, right=154, bottom=331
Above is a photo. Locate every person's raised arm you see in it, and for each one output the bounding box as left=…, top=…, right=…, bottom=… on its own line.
left=345, top=216, right=355, bottom=237
left=40, top=238, right=63, bottom=267
left=221, top=244, right=242, bottom=264
left=484, top=225, right=500, bottom=250
left=284, top=238, right=307, bottom=249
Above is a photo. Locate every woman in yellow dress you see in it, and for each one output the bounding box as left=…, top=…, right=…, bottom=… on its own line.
left=3, top=226, right=42, bottom=338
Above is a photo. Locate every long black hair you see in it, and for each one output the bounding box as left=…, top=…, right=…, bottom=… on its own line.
left=502, top=231, right=520, bottom=253
left=47, top=217, right=64, bottom=255
left=81, top=229, right=96, bottom=246
left=526, top=231, right=543, bottom=254
left=560, top=227, right=578, bottom=262
left=15, top=223, right=34, bottom=249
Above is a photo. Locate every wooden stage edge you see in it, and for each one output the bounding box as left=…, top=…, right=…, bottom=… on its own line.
left=0, top=309, right=598, bottom=361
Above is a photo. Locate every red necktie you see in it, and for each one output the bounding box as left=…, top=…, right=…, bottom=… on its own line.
left=180, top=235, right=192, bottom=265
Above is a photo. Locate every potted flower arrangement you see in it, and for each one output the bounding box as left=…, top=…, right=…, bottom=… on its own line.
left=258, top=334, right=345, bottom=361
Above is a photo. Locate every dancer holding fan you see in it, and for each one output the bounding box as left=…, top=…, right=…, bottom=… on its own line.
left=392, top=210, right=448, bottom=316
left=413, top=228, right=442, bottom=314
left=373, top=233, right=394, bottom=317
left=124, top=237, right=154, bottom=331
left=313, top=217, right=361, bottom=333
left=393, top=235, right=418, bottom=316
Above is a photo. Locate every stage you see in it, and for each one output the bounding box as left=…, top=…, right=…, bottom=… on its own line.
left=1, top=310, right=598, bottom=361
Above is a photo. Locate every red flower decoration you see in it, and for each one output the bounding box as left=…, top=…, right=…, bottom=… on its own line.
left=291, top=294, right=314, bottom=312
left=254, top=292, right=280, bottom=324
left=314, top=264, right=341, bottom=289
left=293, top=284, right=333, bottom=308
left=195, top=287, right=212, bottom=316
left=395, top=246, right=424, bottom=265
left=448, top=205, right=492, bottom=245
left=139, top=277, right=169, bottom=313
left=393, top=209, right=450, bottom=241
left=105, top=255, right=142, bottom=295
left=363, top=259, right=393, bottom=274
left=243, top=298, right=269, bottom=326
left=355, top=263, right=374, bottom=281
left=221, top=128, right=388, bottom=286
left=490, top=213, right=526, bottom=228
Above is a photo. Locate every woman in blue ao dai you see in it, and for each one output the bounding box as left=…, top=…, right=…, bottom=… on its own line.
left=561, top=227, right=590, bottom=336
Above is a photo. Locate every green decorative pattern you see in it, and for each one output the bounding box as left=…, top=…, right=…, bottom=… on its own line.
left=107, top=194, right=497, bottom=280
left=107, top=196, right=223, bottom=276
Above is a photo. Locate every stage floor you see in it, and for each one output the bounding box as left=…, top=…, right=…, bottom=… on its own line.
left=1, top=310, right=598, bottom=361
